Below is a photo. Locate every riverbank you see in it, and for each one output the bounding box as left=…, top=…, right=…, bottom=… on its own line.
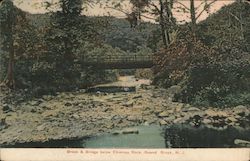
left=0, top=76, right=249, bottom=147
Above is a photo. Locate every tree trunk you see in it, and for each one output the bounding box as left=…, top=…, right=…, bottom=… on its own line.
left=159, top=0, right=170, bottom=48
left=190, top=0, right=196, bottom=31
left=0, top=0, right=15, bottom=89
left=3, top=38, right=15, bottom=89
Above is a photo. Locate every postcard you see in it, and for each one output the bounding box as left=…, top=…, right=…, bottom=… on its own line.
left=0, top=0, right=249, bottom=161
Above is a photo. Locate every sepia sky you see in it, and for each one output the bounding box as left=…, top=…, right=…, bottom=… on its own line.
left=13, top=0, right=235, bottom=23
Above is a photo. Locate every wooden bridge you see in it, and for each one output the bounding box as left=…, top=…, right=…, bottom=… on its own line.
left=79, top=54, right=154, bottom=69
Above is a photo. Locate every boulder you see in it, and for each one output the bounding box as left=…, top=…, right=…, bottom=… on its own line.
left=167, top=85, right=182, bottom=96
left=234, top=139, right=250, bottom=147
left=234, top=105, right=249, bottom=116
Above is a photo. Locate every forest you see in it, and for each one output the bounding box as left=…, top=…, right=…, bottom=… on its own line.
left=0, top=0, right=250, bottom=148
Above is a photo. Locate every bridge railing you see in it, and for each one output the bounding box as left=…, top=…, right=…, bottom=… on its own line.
left=80, top=54, right=153, bottom=64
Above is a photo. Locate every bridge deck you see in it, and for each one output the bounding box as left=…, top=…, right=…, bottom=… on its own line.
left=80, top=54, right=153, bottom=69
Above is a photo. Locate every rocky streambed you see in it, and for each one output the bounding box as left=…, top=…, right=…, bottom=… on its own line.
left=0, top=76, right=249, bottom=147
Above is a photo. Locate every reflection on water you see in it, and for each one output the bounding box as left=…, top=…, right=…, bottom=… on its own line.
left=165, top=124, right=250, bottom=148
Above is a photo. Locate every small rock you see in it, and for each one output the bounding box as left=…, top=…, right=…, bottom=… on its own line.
left=122, top=128, right=139, bottom=134
left=73, top=102, right=80, bottom=106
left=132, top=94, right=142, bottom=99
left=164, top=115, right=175, bottom=122
left=37, top=124, right=46, bottom=131
left=106, top=123, right=114, bottom=129
left=161, top=103, right=168, bottom=107
left=173, top=118, right=185, bottom=124
left=144, top=121, right=150, bottom=126
left=123, top=100, right=134, bottom=107
left=191, top=115, right=202, bottom=126
left=216, top=111, right=229, bottom=117
left=112, top=115, right=124, bottom=121
left=159, top=119, right=168, bottom=125
left=140, top=84, right=152, bottom=90
left=102, top=107, right=113, bottom=112
left=205, top=109, right=217, bottom=116
left=203, top=118, right=212, bottom=124
left=183, top=107, right=200, bottom=112
left=42, top=95, right=53, bottom=101
left=234, top=115, right=241, bottom=119
left=72, top=114, right=80, bottom=119
left=227, top=117, right=238, bottom=123
left=65, top=102, right=72, bottom=106
left=143, top=106, right=151, bottom=111
left=79, top=89, right=86, bottom=93
left=0, top=117, right=8, bottom=130
left=158, top=111, right=169, bottom=117
left=30, top=108, right=37, bottom=113
left=2, top=104, right=11, bottom=112
left=30, top=100, right=41, bottom=106
left=189, top=122, right=196, bottom=127
left=127, top=116, right=138, bottom=122
left=96, top=91, right=101, bottom=95
left=175, top=105, right=182, bottom=112
left=112, top=131, right=121, bottom=135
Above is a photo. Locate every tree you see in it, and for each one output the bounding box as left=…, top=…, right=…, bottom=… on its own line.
left=175, top=0, right=218, bottom=32
left=43, top=0, right=108, bottom=90
left=0, top=0, right=15, bottom=88
left=44, top=0, right=84, bottom=87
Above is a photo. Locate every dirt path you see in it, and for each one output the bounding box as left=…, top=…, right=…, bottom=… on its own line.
left=0, top=76, right=249, bottom=146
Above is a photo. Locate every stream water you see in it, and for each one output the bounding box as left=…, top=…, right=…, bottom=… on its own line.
left=83, top=125, right=165, bottom=148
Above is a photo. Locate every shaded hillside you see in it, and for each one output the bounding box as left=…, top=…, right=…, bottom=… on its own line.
left=102, top=17, right=159, bottom=52
left=26, top=14, right=159, bottom=53
left=198, top=1, right=250, bottom=51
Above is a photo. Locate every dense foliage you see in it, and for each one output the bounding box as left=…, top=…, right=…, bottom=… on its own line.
left=153, top=2, right=250, bottom=107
